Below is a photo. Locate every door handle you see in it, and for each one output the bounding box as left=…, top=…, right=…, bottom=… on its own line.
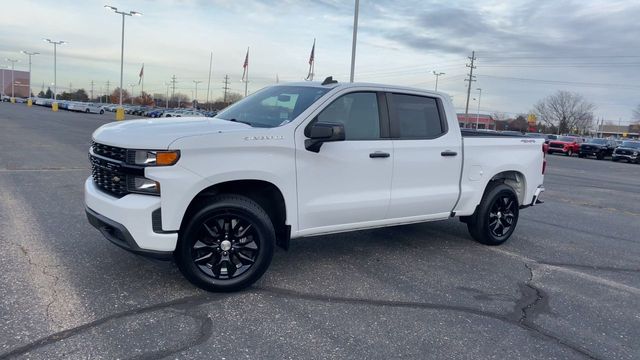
left=369, top=151, right=390, bottom=158
left=441, top=150, right=458, bottom=157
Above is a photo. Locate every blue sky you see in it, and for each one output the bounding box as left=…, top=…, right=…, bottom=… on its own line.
left=1, top=0, right=639, bottom=122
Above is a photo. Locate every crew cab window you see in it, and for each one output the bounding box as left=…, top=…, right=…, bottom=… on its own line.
left=389, top=94, right=444, bottom=139
left=316, top=92, right=380, bottom=140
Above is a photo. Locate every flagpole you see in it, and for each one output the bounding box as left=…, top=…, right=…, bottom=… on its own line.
left=350, top=0, right=359, bottom=83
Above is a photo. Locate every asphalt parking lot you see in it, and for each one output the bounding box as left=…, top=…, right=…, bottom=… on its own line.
left=0, top=104, right=638, bottom=359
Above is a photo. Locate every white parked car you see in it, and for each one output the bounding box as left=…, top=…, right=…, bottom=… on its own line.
left=162, top=109, right=204, bottom=117
left=85, top=79, right=546, bottom=292
left=68, top=102, right=105, bottom=114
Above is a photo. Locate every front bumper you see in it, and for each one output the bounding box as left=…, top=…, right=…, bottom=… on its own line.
left=612, top=154, right=638, bottom=162
left=84, top=177, right=177, bottom=257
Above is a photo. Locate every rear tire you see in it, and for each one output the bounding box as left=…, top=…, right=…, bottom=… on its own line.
left=175, top=194, right=275, bottom=292
left=467, top=183, right=520, bottom=246
left=566, top=149, right=573, bottom=157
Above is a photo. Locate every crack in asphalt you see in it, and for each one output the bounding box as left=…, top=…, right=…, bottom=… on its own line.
left=538, top=261, right=640, bottom=274
left=0, top=284, right=600, bottom=360
left=14, top=243, right=62, bottom=325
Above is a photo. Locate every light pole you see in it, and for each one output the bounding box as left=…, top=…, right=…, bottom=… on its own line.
left=129, top=83, right=136, bottom=104
left=104, top=5, right=142, bottom=120
left=193, top=80, right=201, bottom=108
left=164, top=82, right=170, bottom=109
left=22, top=51, right=39, bottom=104
left=432, top=71, right=445, bottom=91
left=43, top=39, right=66, bottom=101
left=475, top=88, right=482, bottom=129
left=6, top=58, right=19, bottom=99
left=0, top=65, right=6, bottom=98
left=349, top=0, right=360, bottom=82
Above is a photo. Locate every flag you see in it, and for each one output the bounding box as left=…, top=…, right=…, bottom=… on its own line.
left=241, top=48, right=249, bottom=82
left=138, top=63, right=144, bottom=85
left=305, top=39, right=315, bottom=81
left=308, top=39, right=315, bottom=65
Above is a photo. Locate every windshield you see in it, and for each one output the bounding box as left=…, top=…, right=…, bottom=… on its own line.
left=620, top=141, right=640, bottom=148
left=557, top=136, right=577, bottom=142
left=588, top=139, right=607, bottom=144
left=216, top=85, right=330, bottom=127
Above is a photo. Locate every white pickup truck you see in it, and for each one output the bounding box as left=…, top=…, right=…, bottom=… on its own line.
left=85, top=79, right=545, bottom=292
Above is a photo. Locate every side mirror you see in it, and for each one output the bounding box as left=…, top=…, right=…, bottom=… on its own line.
left=304, top=122, right=345, bottom=152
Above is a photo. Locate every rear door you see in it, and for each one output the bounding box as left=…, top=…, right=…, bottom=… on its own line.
left=386, top=92, right=462, bottom=219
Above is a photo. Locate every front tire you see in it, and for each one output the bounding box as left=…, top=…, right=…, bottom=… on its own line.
left=467, top=183, right=519, bottom=246
left=566, top=149, right=573, bottom=156
left=175, top=194, right=275, bottom=292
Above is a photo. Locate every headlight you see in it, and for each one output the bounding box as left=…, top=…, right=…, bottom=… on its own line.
left=127, top=176, right=160, bottom=195
left=131, top=150, right=180, bottom=166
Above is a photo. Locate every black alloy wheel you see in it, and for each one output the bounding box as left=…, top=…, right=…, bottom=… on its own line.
left=192, top=212, right=259, bottom=279
left=487, top=194, right=517, bottom=239
left=176, top=194, right=275, bottom=292
left=467, top=183, right=520, bottom=246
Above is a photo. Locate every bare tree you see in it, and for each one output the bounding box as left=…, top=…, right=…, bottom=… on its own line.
left=533, top=91, right=595, bottom=134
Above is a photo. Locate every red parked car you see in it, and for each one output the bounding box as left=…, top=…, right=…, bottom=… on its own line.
left=547, top=136, right=582, bottom=156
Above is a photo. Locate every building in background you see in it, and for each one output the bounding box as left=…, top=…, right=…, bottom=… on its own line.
left=599, top=124, right=639, bottom=139
left=457, top=113, right=495, bottom=130
left=1, top=69, right=30, bottom=98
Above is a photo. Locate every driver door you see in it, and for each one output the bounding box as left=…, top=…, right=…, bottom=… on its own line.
left=295, top=91, right=393, bottom=234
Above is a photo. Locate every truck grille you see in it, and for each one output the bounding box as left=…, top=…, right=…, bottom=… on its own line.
left=615, top=149, right=631, bottom=155
left=90, top=142, right=130, bottom=197
left=549, top=143, right=564, bottom=149
left=92, top=142, right=128, bottom=162
left=90, top=155, right=129, bottom=197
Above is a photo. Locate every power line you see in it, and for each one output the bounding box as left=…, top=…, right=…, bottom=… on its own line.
left=477, top=74, right=640, bottom=90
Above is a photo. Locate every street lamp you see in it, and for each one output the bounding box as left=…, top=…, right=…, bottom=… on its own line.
left=475, top=88, right=482, bottom=129
left=22, top=51, right=39, bottom=103
left=128, top=83, right=136, bottom=104
left=6, top=58, right=19, bottom=99
left=432, top=71, right=445, bottom=91
left=43, top=39, right=66, bottom=101
left=104, top=4, right=142, bottom=120
left=349, top=0, right=359, bottom=82
left=193, top=80, right=202, bottom=108
left=0, top=65, right=7, bottom=98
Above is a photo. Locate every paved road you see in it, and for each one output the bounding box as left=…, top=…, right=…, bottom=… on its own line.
left=1, top=104, right=639, bottom=359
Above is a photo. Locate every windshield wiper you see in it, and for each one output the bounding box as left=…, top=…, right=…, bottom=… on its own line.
left=219, top=118, right=254, bottom=127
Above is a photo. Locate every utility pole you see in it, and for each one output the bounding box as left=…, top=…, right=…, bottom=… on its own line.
left=90, top=80, right=95, bottom=101
left=464, top=50, right=477, bottom=121
left=69, top=82, right=73, bottom=94
left=432, top=71, right=445, bottom=91
left=222, top=75, right=230, bottom=104
left=105, top=80, right=110, bottom=103
left=164, top=82, right=170, bottom=109
left=193, top=80, right=202, bottom=107
left=43, top=39, right=66, bottom=101
left=170, top=75, right=177, bottom=102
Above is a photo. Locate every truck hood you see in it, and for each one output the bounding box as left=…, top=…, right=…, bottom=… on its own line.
left=92, top=117, right=251, bottom=149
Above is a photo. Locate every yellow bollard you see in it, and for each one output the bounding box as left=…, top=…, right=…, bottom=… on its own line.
left=27, top=99, right=32, bottom=107
left=52, top=102, right=58, bottom=112
left=10, top=97, right=15, bottom=103
left=115, top=107, right=125, bottom=121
